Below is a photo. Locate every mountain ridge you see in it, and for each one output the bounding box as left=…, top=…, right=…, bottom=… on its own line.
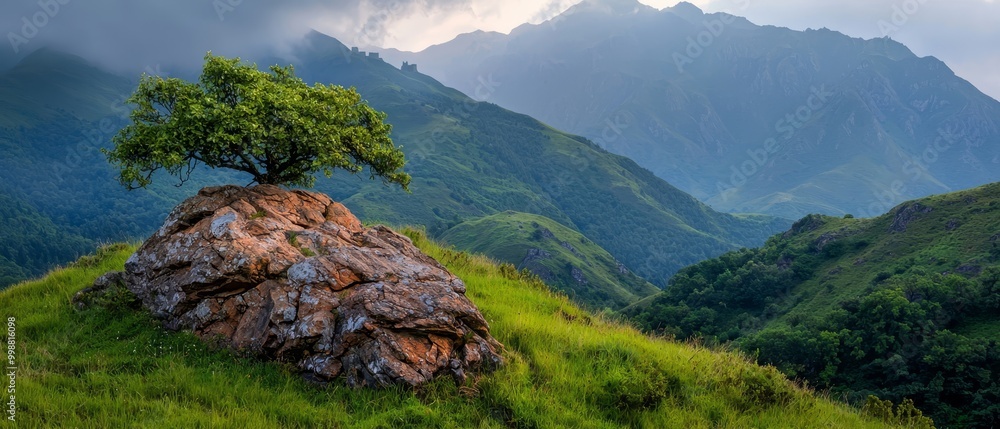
left=378, top=3, right=1000, bottom=220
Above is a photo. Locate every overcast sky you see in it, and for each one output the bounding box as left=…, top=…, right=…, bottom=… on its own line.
left=2, top=0, right=998, bottom=99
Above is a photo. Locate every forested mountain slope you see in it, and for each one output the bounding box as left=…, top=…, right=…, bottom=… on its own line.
left=626, top=183, right=1000, bottom=427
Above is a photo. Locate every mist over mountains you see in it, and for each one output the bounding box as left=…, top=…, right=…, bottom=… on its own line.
left=381, top=0, right=1000, bottom=219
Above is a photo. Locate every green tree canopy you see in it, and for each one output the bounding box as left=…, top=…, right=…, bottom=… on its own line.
left=105, top=53, right=410, bottom=190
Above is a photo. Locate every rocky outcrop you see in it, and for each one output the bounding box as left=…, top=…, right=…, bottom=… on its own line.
left=888, top=203, right=933, bottom=233
left=784, top=214, right=826, bottom=238
left=570, top=267, right=588, bottom=285
left=118, top=185, right=502, bottom=388
left=522, top=248, right=551, bottom=265
left=615, top=261, right=630, bottom=275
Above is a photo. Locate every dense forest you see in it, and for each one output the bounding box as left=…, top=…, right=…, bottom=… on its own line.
left=0, top=189, right=93, bottom=287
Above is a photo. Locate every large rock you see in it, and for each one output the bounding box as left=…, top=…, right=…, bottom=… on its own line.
left=121, top=185, right=503, bottom=387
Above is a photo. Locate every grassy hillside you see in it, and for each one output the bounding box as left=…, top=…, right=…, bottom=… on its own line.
left=0, top=232, right=911, bottom=428
left=441, top=211, right=659, bottom=310
left=626, top=183, right=1000, bottom=427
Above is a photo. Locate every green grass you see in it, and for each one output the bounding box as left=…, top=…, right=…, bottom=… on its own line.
left=0, top=234, right=896, bottom=428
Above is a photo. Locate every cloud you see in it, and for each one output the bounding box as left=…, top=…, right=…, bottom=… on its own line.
left=1, top=0, right=998, bottom=100
left=0, top=0, right=473, bottom=73
left=342, top=0, right=579, bottom=51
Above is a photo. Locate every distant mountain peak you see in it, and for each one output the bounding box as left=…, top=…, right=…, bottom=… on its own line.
left=664, top=1, right=705, bottom=20
left=564, top=0, right=655, bottom=16
left=14, top=47, right=91, bottom=69
left=303, top=30, right=344, bottom=47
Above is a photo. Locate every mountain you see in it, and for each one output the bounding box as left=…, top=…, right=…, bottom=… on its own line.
left=0, top=234, right=917, bottom=427
left=0, top=48, right=133, bottom=127
left=281, top=31, right=790, bottom=286
left=0, top=38, right=790, bottom=290
left=440, top=211, right=659, bottom=309
left=380, top=1, right=1000, bottom=220
left=625, top=183, right=1000, bottom=427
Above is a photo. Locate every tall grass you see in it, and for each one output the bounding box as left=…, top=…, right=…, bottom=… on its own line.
left=0, top=236, right=897, bottom=428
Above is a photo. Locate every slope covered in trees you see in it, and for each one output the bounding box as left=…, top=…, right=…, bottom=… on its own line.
left=625, top=183, right=1000, bottom=427
left=0, top=189, right=92, bottom=288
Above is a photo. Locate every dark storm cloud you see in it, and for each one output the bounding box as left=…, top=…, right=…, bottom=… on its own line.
left=0, top=0, right=470, bottom=73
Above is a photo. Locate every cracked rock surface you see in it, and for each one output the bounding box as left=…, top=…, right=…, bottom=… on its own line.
left=120, top=185, right=503, bottom=387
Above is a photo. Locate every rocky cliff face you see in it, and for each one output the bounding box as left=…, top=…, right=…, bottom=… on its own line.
left=118, top=185, right=502, bottom=387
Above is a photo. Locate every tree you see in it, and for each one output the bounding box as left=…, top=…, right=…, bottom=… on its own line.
left=105, top=53, right=411, bottom=190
